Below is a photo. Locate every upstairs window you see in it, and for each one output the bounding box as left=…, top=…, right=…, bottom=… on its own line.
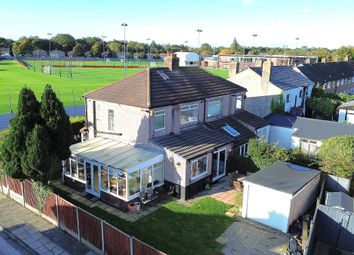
left=207, top=99, right=222, bottom=118
left=154, top=110, right=165, bottom=131
left=180, top=104, right=199, bottom=125
left=108, top=109, right=114, bottom=131
left=235, top=95, right=243, bottom=110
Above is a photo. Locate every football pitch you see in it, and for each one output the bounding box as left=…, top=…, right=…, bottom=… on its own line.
left=0, top=60, right=228, bottom=114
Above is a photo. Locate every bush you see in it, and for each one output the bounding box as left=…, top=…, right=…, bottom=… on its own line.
left=288, top=149, right=318, bottom=168
left=226, top=150, right=257, bottom=175
left=0, top=129, right=8, bottom=148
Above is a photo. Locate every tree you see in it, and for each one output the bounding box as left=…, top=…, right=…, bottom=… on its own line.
left=247, top=139, right=289, bottom=170
left=107, top=41, right=123, bottom=56
left=72, top=43, right=84, bottom=57
left=270, top=94, right=285, bottom=113
left=40, top=85, right=73, bottom=179
left=12, top=37, right=33, bottom=56
left=21, top=125, right=51, bottom=182
left=219, top=48, right=232, bottom=55
left=0, top=88, right=41, bottom=177
left=318, top=136, right=354, bottom=178
left=230, top=38, right=241, bottom=54
left=306, top=97, right=338, bottom=120
left=90, top=41, right=102, bottom=57
left=52, top=33, right=75, bottom=52
left=200, top=43, right=213, bottom=55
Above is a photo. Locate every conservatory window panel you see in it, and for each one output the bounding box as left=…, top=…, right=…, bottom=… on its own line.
left=101, top=167, right=109, bottom=191
left=77, top=158, right=85, bottom=180
left=70, top=157, right=77, bottom=178
left=64, top=159, right=70, bottom=175
left=153, top=162, right=164, bottom=185
left=118, top=172, right=127, bottom=198
left=142, top=167, right=153, bottom=190
left=128, top=171, right=140, bottom=197
left=109, top=169, right=118, bottom=195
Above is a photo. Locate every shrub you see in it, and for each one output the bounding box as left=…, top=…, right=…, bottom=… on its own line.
left=288, top=149, right=318, bottom=168
left=226, top=150, right=257, bottom=174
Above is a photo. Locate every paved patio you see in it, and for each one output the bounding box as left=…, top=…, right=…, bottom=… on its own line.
left=217, top=217, right=290, bottom=255
left=51, top=181, right=172, bottom=222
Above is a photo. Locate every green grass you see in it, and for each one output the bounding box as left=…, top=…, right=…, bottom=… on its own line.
left=0, top=60, right=143, bottom=114
left=53, top=186, right=233, bottom=255
left=205, top=68, right=229, bottom=79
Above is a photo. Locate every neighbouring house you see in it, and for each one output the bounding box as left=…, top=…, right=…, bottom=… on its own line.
left=295, top=62, right=354, bottom=95
left=174, top=52, right=200, bottom=67
left=63, top=54, right=268, bottom=210
left=50, top=50, right=65, bottom=58
left=228, top=60, right=315, bottom=118
left=338, top=100, right=354, bottom=124
left=242, top=161, right=321, bottom=233
left=266, top=113, right=354, bottom=153
left=33, top=49, right=48, bottom=57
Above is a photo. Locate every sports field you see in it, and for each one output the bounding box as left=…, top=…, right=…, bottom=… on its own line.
left=0, top=60, right=229, bottom=114
left=0, top=60, right=143, bottom=114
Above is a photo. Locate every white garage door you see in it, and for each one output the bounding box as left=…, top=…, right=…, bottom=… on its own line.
left=244, top=183, right=292, bottom=233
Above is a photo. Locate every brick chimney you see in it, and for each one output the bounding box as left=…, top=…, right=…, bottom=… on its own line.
left=261, top=60, right=273, bottom=87
left=164, top=53, right=180, bottom=70
left=229, top=62, right=240, bottom=78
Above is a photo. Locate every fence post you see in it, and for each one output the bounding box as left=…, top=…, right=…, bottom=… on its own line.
left=55, top=195, right=60, bottom=227
left=21, top=181, right=25, bottom=206
left=101, top=220, right=105, bottom=254
left=76, top=207, right=81, bottom=241
left=130, top=237, right=134, bottom=255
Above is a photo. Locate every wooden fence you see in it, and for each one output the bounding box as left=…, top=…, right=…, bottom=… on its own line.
left=0, top=177, right=167, bottom=255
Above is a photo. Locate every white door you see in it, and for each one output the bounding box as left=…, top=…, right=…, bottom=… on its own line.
left=212, top=148, right=227, bottom=182
left=85, top=161, right=100, bottom=196
left=244, top=183, right=291, bottom=233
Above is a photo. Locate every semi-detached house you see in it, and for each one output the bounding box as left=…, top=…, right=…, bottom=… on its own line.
left=62, top=55, right=269, bottom=211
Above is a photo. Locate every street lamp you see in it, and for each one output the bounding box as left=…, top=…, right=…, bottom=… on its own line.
left=121, top=22, right=128, bottom=78
left=252, top=33, right=257, bottom=47
left=196, top=29, right=203, bottom=49
left=47, top=33, right=52, bottom=56
left=146, top=38, right=151, bottom=60
left=101, top=35, right=107, bottom=57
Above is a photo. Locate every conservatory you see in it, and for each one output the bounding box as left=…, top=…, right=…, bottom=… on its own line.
left=62, top=137, right=164, bottom=203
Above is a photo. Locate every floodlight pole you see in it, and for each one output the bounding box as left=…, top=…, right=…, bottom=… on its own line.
left=196, top=29, right=203, bottom=49
left=122, top=23, right=128, bottom=78
left=146, top=38, right=151, bottom=60
left=101, top=35, right=106, bottom=57
left=47, top=33, right=52, bottom=57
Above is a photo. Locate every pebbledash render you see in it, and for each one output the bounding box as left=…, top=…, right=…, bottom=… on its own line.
left=62, top=54, right=270, bottom=211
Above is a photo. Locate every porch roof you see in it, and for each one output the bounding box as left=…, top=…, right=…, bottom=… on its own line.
left=70, top=137, right=163, bottom=173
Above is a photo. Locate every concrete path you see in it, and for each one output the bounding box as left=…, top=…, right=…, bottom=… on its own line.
left=0, top=231, right=33, bottom=255
left=0, top=193, right=95, bottom=255
left=217, top=218, right=289, bottom=255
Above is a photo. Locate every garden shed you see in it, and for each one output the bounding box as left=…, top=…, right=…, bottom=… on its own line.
left=242, top=162, right=320, bottom=233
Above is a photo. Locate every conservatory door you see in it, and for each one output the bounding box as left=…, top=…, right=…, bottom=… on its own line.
left=85, top=162, right=100, bottom=196
left=212, top=148, right=227, bottom=182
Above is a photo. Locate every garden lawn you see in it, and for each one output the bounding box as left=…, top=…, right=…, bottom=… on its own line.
left=205, top=68, right=229, bottom=79
left=53, top=186, right=233, bottom=255
left=0, top=60, right=142, bottom=114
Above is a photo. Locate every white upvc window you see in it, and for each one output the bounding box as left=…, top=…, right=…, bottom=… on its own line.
left=108, top=109, right=114, bottom=131
left=239, top=143, right=248, bottom=156
left=154, top=110, right=165, bottom=131
left=191, top=156, right=208, bottom=180
left=299, top=139, right=318, bottom=154
left=180, top=104, right=199, bottom=125
left=207, top=99, right=222, bottom=118
left=256, top=127, right=268, bottom=140
left=235, top=95, right=243, bottom=110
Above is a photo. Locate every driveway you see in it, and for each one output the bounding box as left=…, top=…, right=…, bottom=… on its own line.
left=217, top=217, right=290, bottom=255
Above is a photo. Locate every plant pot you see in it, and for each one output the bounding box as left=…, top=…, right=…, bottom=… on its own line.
left=128, top=203, right=137, bottom=213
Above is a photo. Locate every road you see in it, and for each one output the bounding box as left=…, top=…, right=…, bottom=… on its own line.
left=0, top=231, right=33, bottom=255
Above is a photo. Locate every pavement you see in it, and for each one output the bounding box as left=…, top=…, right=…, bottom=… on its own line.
left=0, top=231, right=34, bottom=255
left=0, top=193, right=96, bottom=255
left=217, top=217, right=290, bottom=255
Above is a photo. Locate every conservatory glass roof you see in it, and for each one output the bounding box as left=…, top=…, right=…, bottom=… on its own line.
left=70, top=137, right=163, bottom=172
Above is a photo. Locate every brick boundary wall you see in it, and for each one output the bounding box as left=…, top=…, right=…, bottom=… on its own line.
left=0, top=177, right=167, bottom=255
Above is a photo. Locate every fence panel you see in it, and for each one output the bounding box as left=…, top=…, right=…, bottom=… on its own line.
left=58, top=197, right=78, bottom=236
left=42, top=194, right=58, bottom=221
left=133, top=237, right=167, bottom=255
left=7, top=177, right=22, bottom=195
left=23, top=180, right=38, bottom=209
left=103, top=222, right=130, bottom=255
left=78, top=209, right=102, bottom=250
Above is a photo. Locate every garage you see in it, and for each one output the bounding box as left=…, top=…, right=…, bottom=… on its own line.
left=242, top=161, right=320, bottom=233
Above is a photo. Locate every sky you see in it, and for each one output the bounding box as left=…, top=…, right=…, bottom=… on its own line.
left=0, top=0, right=353, bottom=49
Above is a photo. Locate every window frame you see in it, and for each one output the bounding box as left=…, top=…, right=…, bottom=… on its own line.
left=107, top=109, right=114, bottom=131
left=286, top=94, right=290, bottom=103
left=180, top=103, right=199, bottom=125
left=154, top=109, right=165, bottom=132
left=239, top=143, right=248, bottom=156
left=190, top=155, right=208, bottom=181
left=207, top=99, right=222, bottom=118
left=235, top=95, right=243, bottom=110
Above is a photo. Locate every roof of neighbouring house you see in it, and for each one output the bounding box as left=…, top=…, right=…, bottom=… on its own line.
left=325, top=192, right=354, bottom=212
left=175, top=52, right=200, bottom=62
left=244, top=161, right=320, bottom=195
left=297, top=62, right=354, bottom=83
left=151, top=125, right=233, bottom=160
left=250, top=66, right=313, bottom=91
left=265, top=113, right=354, bottom=140
left=84, top=67, right=246, bottom=109
left=233, top=110, right=270, bottom=130
left=70, top=137, right=162, bottom=172
left=338, top=100, right=354, bottom=110
left=206, top=115, right=256, bottom=145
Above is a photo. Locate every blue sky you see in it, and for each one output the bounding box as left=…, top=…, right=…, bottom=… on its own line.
left=1, top=0, right=353, bottom=49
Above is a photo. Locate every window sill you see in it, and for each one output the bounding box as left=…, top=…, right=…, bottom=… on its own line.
left=64, top=174, right=86, bottom=183
left=154, top=128, right=165, bottom=132
left=190, top=171, right=208, bottom=182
